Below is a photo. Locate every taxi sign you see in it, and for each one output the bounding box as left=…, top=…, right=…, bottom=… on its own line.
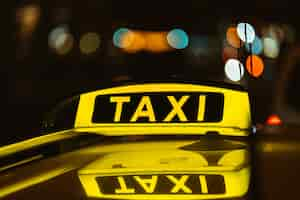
left=74, top=83, right=251, bottom=136
left=93, top=92, right=223, bottom=123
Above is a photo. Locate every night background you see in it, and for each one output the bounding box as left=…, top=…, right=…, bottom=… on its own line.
left=3, top=1, right=300, bottom=200
left=4, top=1, right=300, bottom=145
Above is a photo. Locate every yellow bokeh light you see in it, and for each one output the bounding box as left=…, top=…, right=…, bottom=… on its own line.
left=80, top=32, right=101, bottom=55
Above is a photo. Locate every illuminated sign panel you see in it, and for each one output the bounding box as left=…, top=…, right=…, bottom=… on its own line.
left=75, top=83, right=251, bottom=136
left=92, top=93, right=224, bottom=123
left=96, top=174, right=225, bottom=195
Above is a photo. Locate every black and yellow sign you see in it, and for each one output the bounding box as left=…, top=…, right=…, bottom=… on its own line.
left=93, top=93, right=223, bottom=123
left=74, top=83, right=251, bottom=136
left=96, top=174, right=225, bottom=195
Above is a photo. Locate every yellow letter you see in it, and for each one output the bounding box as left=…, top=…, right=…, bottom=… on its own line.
left=166, top=175, right=192, bottom=193
left=130, top=96, right=156, bottom=122
left=199, top=175, right=208, bottom=194
left=197, top=95, right=206, bottom=121
left=164, top=96, right=189, bottom=122
left=115, top=176, right=135, bottom=194
left=110, top=96, right=131, bottom=122
left=134, top=176, right=158, bottom=193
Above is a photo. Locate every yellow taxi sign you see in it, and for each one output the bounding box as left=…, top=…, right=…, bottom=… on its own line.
left=74, top=83, right=251, bottom=136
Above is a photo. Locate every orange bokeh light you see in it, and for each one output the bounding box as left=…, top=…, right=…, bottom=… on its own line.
left=144, top=32, right=170, bottom=53
left=17, top=4, right=41, bottom=38
left=119, top=30, right=172, bottom=53
left=226, top=27, right=242, bottom=48
left=246, top=55, right=264, bottom=77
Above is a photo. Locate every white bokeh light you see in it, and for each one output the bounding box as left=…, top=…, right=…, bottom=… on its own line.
left=237, top=23, right=255, bottom=43
left=224, top=59, right=244, bottom=82
left=263, top=37, right=280, bottom=58
left=48, top=25, right=74, bottom=55
left=49, top=26, right=67, bottom=48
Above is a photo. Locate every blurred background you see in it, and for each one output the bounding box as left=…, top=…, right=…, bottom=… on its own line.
left=4, top=1, right=300, bottom=146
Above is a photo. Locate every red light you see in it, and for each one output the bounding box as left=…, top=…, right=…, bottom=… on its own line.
left=266, top=114, right=282, bottom=126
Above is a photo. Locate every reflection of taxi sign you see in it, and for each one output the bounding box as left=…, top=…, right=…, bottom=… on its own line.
left=97, top=174, right=225, bottom=195
left=78, top=140, right=250, bottom=199
left=74, top=83, right=251, bottom=136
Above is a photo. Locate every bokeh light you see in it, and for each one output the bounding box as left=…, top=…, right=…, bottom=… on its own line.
left=49, top=25, right=67, bottom=48
left=113, top=28, right=174, bottom=53
left=263, top=37, right=280, bottom=58
left=236, top=23, right=256, bottom=43
left=144, top=32, right=170, bottom=53
left=246, top=55, right=264, bottom=77
left=80, top=32, right=101, bottom=55
left=113, top=28, right=133, bottom=48
left=16, top=4, right=41, bottom=37
left=266, top=114, right=282, bottom=126
left=48, top=25, right=74, bottom=55
left=224, top=59, right=244, bottom=82
left=167, top=29, right=189, bottom=49
left=123, top=31, right=146, bottom=53
left=245, top=36, right=263, bottom=55
left=226, top=27, right=242, bottom=48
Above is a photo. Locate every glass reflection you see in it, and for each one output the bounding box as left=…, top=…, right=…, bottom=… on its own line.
left=79, top=137, right=252, bottom=199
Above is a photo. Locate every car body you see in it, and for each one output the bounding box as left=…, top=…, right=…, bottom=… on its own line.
left=0, top=82, right=252, bottom=199
left=0, top=133, right=251, bottom=200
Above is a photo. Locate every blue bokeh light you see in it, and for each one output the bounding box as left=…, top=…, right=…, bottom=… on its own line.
left=167, top=29, right=189, bottom=49
left=245, top=36, right=263, bottom=55
left=113, top=28, right=130, bottom=48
